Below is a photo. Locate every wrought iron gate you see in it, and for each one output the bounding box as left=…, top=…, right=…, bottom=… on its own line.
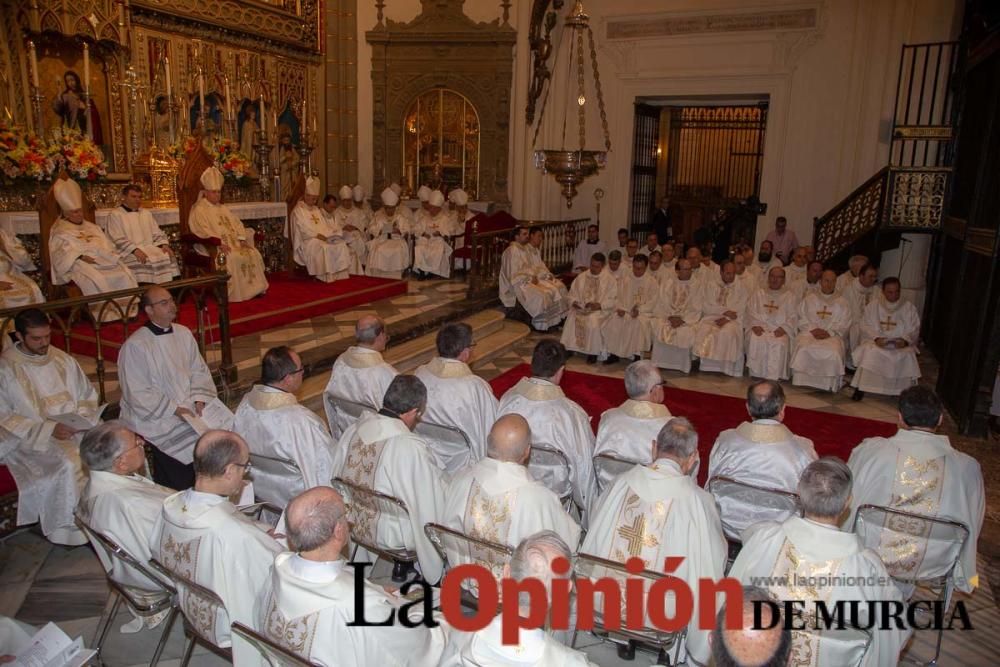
left=628, top=103, right=661, bottom=230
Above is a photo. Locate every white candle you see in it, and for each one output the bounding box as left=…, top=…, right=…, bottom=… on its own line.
left=28, top=41, right=39, bottom=88
left=164, top=57, right=171, bottom=96
left=224, top=77, right=232, bottom=121
left=302, top=98, right=307, bottom=134
left=83, top=43, right=90, bottom=94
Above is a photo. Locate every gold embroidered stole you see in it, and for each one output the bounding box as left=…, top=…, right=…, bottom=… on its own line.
left=160, top=533, right=218, bottom=639
left=342, top=436, right=389, bottom=545
left=874, top=453, right=946, bottom=578
left=609, top=489, right=672, bottom=570
left=261, top=596, right=319, bottom=659
left=462, top=479, right=515, bottom=594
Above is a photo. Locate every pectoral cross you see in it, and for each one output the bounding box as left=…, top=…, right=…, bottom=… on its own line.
left=763, top=300, right=779, bottom=314
left=816, top=306, right=832, bottom=320
left=879, top=315, right=896, bottom=332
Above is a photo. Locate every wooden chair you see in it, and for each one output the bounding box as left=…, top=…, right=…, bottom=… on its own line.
left=284, top=173, right=306, bottom=275
left=177, top=146, right=222, bottom=277
left=37, top=172, right=94, bottom=299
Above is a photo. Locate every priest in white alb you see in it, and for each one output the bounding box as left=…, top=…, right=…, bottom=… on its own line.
left=851, top=277, right=921, bottom=399
left=105, top=184, right=179, bottom=284
left=0, top=228, right=44, bottom=311
left=728, top=459, right=910, bottom=667
left=49, top=178, right=139, bottom=321
left=414, top=323, right=498, bottom=473
left=745, top=267, right=798, bottom=380
left=234, top=347, right=341, bottom=507
left=790, top=269, right=851, bottom=392
left=290, top=176, right=356, bottom=282
left=842, top=262, right=878, bottom=366
left=572, top=224, right=607, bottom=273
left=836, top=254, right=869, bottom=295
left=707, top=380, right=816, bottom=540
left=581, top=417, right=726, bottom=665
left=413, top=190, right=456, bottom=279
left=694, top=260, right=748, bottom=377
left=118, top=286, right=232, bottom=490
left=365, top=187, right=411, bottom=278
left=746, top=240, right=782, bottom=288
left=783, top=246, right=808, bottom=285
left=593, top=361, right=672, bottom=491
left=646, top=250, right=668, bottom=286
left=0, top=308, right=95, bottom=545
left=561, top=252, right=617, bottom=364
left=331, top=184, right=370, bottom=265
left=651, top=259, right=702, bottom=373
left=602, top=253, right=658, bottom=363
left=604, top=249, right=626, bottom=283
left=499, top=226, right=569, bottom=331
left=323, top=315, right=398, bottom=440
left=188, top=166, right=268, bottom=302
left=256, top=487, right=446, bottom=666
left=847, top=386, right=984, bottom=595
left=334, top=375, right=445, bottom=583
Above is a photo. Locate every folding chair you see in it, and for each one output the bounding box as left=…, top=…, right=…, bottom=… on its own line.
left=323, top=393, right=377, bottom=439
left=414, top=418, right=474, bottom=474
left=331, top=477, right=418, bottom=567
left=793, top=625, right=872, bottom=667
left=853, top=504, right=970, bottom=666
left=231, top=621, right=319, bottom=667
left=573, top=552, right=686, bottom=665
left=593, top=453, right=641, bottom=496
left=529, top=445, right=574, bottom=508
left=706, top=475, right=802, bottom=558
left=240, top=501, right=284, bottom=529
left=424, top=522, right=513, bottom=609
left=75, top=513, right=178, bottom=666
left=248, top=452, right=305, bottom=509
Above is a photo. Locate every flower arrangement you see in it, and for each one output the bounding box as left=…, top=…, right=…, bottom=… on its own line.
left=166, top=135, right=202, bottom=161
left=212, top=137, right=253, bottom=183
left=50, top=127, right=108, bottom=182
left=0, top=122, right=60, bottom=185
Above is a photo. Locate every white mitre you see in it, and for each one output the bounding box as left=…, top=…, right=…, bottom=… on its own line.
left=381, top=187, right=399, bottom=207
left=417, top=185, right=431, bottom=202
left=389, top=182, right=402, bottom=196
left=200, top=166, right=225, bottom=191
left=352, top=184, right=365, bottom=202
left=449, top=188, right=469, bottom=207
left=338, top=185, right=352, bottom=200
left=304, top=176, right=321, bottom=197
left=429, top=190, right=445, bottom=207
left=54, top=178, right=83, bottom=213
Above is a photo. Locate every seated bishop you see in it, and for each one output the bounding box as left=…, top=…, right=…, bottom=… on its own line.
left=497, top=340, right=597, bottom=522
left=324, top=316, right=398, bottom=440
left=449, top=188, right=474, bottom=271
left=334, top=375, right=445, bottom=583
left=593, top=361, right=672, bottom=490
left=414, top=323, right=498, bottom=473
left=365, top=187, right=411, bottom=278
left=234, top=347, right=341, bottom=507
left=332, top=185, right=370, bottom=265
left=499, top=226, right=569, bottom=331
left=560, top=252, right=617, bottom=364
left=0, top=309, right=95, bottom=545
left=106, top=184, right=179, bottom=284
left=581, top=418, right=726, bottom=666
left=745, top=267, right=798, bottom=380
left=848, top=386, right=984, bottom=595
left=728, top=459, right=910, bottom=667
left=694, top=260, right=749, bottom=377
left=49, top=178, right=139, bottom=321
left=442, top=414, right=581, bottom=557
left=790, top=270, right=851, bottom=392
left=572, top=224, right=607, bottom=273
left=602, top=254, right=658, bottom=363
left=256, top=487, right=446, bottom=666
left=707, top=380, right=817, bottom=540
left=0, top=228, right=44, bottom=312
left=188, top=166, right=269, bottom=302
left=851, top=277, right=921, bottom=400
left=290, top=177, right=356, bottom=283
left=413, top=190, right=457, bottom=279
left=651, top=259, right=703, bottom=374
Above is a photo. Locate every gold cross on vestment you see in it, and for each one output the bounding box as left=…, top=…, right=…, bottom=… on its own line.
left=879, top=315, right=896, bottom=332
left=617, top=514, right=659, bottom=557
left=310, top=214, right=320, bottom=225
left=816, top=306, right=832, bottom=320
left=763, top=300, right=779, bottom=314
left=76, top=231, right=97, bottom=243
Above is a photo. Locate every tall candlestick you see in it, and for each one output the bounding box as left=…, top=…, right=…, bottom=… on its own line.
left=259, top=93, right=265, bottom=133
left=224, top=77, right=232, bottom=120
left=164, top=58, right=174, bottom=143
left=28, top=41, right=39, bottom=88
left=198, top=70, right=205, bottom=120
left=302, top=98, right=307, bottom=133
left=83, top=43, right=91, bottom=94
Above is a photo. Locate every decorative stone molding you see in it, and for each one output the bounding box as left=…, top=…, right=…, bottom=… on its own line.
left=605, top=7, right=818, bottom=41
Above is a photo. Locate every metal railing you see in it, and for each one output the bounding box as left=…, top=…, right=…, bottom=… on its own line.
left=0, top=274, right=234, bottom=403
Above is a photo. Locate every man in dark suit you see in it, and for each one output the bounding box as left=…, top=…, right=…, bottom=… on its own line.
left=651, top=196, right=674, bottom=244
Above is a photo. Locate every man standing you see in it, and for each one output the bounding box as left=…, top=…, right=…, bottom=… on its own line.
left=602, top=254, right=658, bottom=364
left=572, top=224, right=606, bottom=273
left=694, top=261, right=748, bottom=377
left=118, top=286, right=231, bottom=489
left=707, top=381, right=816, bottom=539
left=323, top=315, right=398, bottom=440
left=745, top=267, right=797, bottom=380
left=851, top=277, right=921, bottom=400
left=105, top=184, right=178, bottom=284
left=290, top=176, right=356, bottom=282
left=561, top=253, right=617, bottom=364
left=366, top=187, right=411, bottom=278
left=499, top=226, right=569, bottom=331
left=790, top=270, right=851, bottom=392
left=188, top=166, right=268, bottom=302
left=763, top=216, right=799, bottom=265
left=234, top=346, right=340, bottom=507
left=651, top=196, right=673, bottom=243
left=413, top=190, right=456, bottom=279
left=0, top=308, right=95, bottom=545
left=651, top=259, right=702, bottom=374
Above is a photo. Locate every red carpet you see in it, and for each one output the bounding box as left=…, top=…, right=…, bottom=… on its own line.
left=489, top=364, right=897, bottom=485
left=57, top=274, right=407, bottom=362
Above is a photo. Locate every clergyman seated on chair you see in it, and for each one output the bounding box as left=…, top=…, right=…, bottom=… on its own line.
left=593, top=361, right=672, bottom=475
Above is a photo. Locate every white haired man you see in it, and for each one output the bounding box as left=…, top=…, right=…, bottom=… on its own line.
left=413, top=190, right=457, bottom=279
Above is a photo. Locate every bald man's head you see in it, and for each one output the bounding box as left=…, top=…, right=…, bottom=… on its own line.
left=286, top=487, right=347, bottom=552
left=141, top=285, right=176, bottom=327
left=712, top=586, right=790, bottom=667
left=355, top=315, right=386, bottom=349
left=486, top=414, right=532, bottom=464
left=193, top=430, right=248, bottom=478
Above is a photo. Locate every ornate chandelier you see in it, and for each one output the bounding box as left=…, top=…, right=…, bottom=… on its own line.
left=532, top=0, right=611, bottom=208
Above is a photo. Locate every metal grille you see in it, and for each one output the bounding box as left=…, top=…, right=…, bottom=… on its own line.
left=628, top=103, right=660, bottom=230
left=890, top=42, right=959, bottom=168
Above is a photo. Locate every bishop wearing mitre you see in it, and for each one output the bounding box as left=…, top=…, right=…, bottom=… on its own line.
left=694, top=260, right=748, bottom=377
left=106, top=184, right=179, bottom=284
left=0, top=228, right=44, bottom=311
left=850, top=277, right=921, bottom=399
left=560, top=252, right=617, bottom=363
left=499, top=226, right=569, bottom=331
left=745, top=267, right=798, bottom=380
left=332, top=184, right=370, bottom=265
left=290, top=176, right=356, bottom=282
left=49, top=178, right=139, bottom=321
left=188, top=166, right=268, bottom=302
left=413, top=190, right=456, bottom=279
left=790, top=270, right=851, bottom=392
left=651, top=259, right=702, bottom=374
left=602, top=254, right=658, bottom=363
left=366, top=187, right=411, bottom=278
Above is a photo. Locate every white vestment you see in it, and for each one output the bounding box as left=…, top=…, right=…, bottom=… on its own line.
left=497, top=377, right=597, bottom=519
left=0, top=229, right=44, bottom=311
left=106, top=206, right=179, bottom=284
left=573, top=240, right=608, bottom=271
left=636, top=244, right=661, bottom=258
left=851, top=295, right=921, bottom=395
left=366, top=209, right=411, bottom=277
left=593, top=400, right=671, bottom=491
left=499, top=243, right=569, bottom=330
left=188, top=198, right=269, bottom=302
left=256, top=553, right=445, bottom=667
left=323, top=346, right=398, bottom=440
left=835, top=269, right=858, bottom=295
left=49, top=218, right=139, bottom=321
left=335, top=412, right=445, bottom=583
left=560, top=270, right=617, bottom=356
left=785, top=262, right=808, bottom=285
left=847, top=428, right=984, bottom=594
left=0, top=343, right=96, bottom=544
left=290, top=201, right=355, bottom=282
left=580, top=460, right=727, bottom=665
left=842, top=278, right=877, bottom=364
left=694, top=279, right=748, bottom=377
left=707, top=420, right=817, bottom=539
left=745, top=287, right=798, bottom=380
left=118, top=322, right=225, bottom=464
left=728, top=517, right=910, bottom=667
left=602, top=272, right=659, bottom=358
left=414, top=357, right=498, bottom=474
left=790, top=291, right=851, bottom=391
left=150, top=489, right=282, bottom=659
left=747, top=257, right=782, bottom=287
left=332, top=206, right=370, bottom=266
left=604, top=265, right=625, bottom=283
left=440, top=616, right=596, bottom=667
left=234, top=385, right=341, bottom=507
left=652, top=278, right=702, bottom=373
left=413, top=211, right=456, bottom=278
